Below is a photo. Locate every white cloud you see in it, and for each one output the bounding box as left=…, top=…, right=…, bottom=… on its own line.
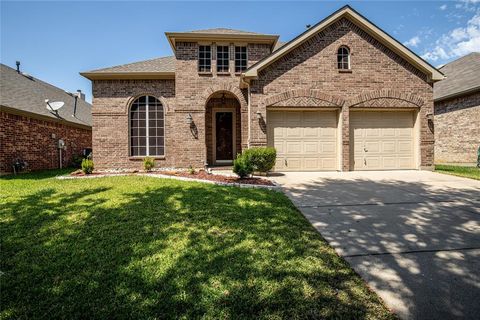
left=422, top=12, right=480, bottom=61
left=440, top=4, right=447, bottom=11
left=404, top=36, right=421, bottom=47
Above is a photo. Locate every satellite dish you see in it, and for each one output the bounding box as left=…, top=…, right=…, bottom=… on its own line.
left=46, top=101, right=64, bottom=111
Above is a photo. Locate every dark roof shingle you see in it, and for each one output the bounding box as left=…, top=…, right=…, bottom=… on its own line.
left=84, top=56, right=175, bottom=74
left=0, top=64, right=92, bottom=127
left=434, top=52, right=480, bottom=101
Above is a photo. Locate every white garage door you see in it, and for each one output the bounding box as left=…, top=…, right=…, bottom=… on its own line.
left=267, top=110, right=338, bottom=171
left=351, top=111, right=415, bottom=170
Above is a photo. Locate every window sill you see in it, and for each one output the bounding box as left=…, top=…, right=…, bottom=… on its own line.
left=234, top=72, right=244, bottom=76
left=198, top=71, right=212, bottom=76
left=216, top=72, right=231, bottom=76
left=129, top=156, right=166, bottom=161
left=338, top=69, right=352, bottom=73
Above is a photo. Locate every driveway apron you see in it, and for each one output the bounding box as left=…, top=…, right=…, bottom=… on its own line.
left=271, top=171, right=480, bottom=320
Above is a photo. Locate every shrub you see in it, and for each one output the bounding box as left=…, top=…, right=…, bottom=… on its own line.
left=143, top=157, right=155, bottom=172
left=81, top=159, right=94, bottom=174
left=188, top=165, right=196, bottom=175
left=242, top=147, right=277, bottom=173
left=233, top=154, right=253, bottom=178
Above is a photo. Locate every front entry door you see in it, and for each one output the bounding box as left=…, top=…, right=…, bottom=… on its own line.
left=215, top=111, right=234, bottom=163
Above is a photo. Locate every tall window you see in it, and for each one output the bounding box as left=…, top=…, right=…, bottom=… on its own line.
left=198, top=45, right=211, bottom=72
left=130, top=96, right=165, bottom=157
left=235, top=46, right=247, bottom=73
left=217, top=45, right=230, bottom=73
left=337, top=46, right=350, bottom=70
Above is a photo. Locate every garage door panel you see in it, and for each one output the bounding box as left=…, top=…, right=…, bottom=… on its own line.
left=286, top=141, right=302, bottom=153
left=268, top=110, right=338, bottom=171
left=352, top=111, right=415, bottom=170
left=322, top=142, right=336, bottom=153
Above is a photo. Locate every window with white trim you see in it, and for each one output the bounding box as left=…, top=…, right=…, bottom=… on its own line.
left=130, top=96, right=165, bottom=157
left=217, top=45, right=229, bottom=73
left=198, top=45, right=211, bottom=72
left=337, top=46, right=350, bottom=70
left=235, top=46, right=247, bottom=73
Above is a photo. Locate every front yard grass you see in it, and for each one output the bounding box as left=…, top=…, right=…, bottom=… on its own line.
left=1, top=170, right=394, bottom=319
left=435, top=164, right=480, bottom=180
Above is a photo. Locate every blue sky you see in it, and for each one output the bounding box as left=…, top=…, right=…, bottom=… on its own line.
left=2, top=1, right=480, bottom=102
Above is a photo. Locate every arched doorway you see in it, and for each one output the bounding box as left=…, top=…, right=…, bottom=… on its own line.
left=205, top=91, right=242, bottom=165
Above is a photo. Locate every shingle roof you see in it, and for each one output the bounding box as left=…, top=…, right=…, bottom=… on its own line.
left=434, top=52, right=480, bottom=101
left=183, top=28, right=272, bottom=36
left=0, top=64, right=92, bottom=127
left=84, top=56, right=175, bottom=74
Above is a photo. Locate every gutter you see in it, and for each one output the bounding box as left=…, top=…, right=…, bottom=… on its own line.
left=434, top=86, right=480, bottom=103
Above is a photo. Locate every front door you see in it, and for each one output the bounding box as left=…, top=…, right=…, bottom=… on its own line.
left=215, top=111, right=234, bottom=163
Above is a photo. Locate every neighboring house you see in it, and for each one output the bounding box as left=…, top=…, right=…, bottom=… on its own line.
left=434, top=52, right=480, bottom=165
left=0, top=63, right=92, bottom=174
left=81, top=5, right=443, bottom=172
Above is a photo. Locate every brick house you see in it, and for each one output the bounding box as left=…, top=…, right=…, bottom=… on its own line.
left=0, top=63, right=92, bottom=174
left=434, top=52, right=480, bottom=165
left=81, top=6, right=443, bottom=172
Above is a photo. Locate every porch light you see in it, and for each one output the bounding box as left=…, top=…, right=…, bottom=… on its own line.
left=426, top=113, right=433, bottom=120
left=186, top=113, right=193, bottom=124
left=256, top=111, right=263, bottom=120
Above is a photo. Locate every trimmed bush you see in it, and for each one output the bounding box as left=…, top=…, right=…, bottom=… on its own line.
left=233, top=154, right=253, bottom=178
left=81, top=159, right=94, bottom=174
left=242, top=147, right=277, bottom=173
left=143, top=157, right=155, bottom=172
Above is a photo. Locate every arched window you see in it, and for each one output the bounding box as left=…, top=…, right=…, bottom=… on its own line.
left=337, top=46, right=350, bottom=70
left=130, top=96, right=164, bottom=156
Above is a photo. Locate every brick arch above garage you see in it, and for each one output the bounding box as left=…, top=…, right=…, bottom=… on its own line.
left=263, top=89, right=345, bottom=108
left=348, top=90, right=425, bottom=108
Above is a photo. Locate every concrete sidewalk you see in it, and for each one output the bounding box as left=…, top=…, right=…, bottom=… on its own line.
left=271, top=171, right=480, bottom=320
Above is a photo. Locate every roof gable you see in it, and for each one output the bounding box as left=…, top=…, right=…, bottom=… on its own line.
left=243, top=5, right=444, bottom=83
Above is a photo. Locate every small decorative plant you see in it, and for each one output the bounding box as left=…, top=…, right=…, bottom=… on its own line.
left=188, top=165, right=196, bottom=175
left=233, top=154, right=253, bottom=178
left=81, top=158, right=94, bottom=174
left=143, top=157, right=155, bottom=172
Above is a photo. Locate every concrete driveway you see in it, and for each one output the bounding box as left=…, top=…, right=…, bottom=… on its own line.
left=270, top=170, right=480, bottom=320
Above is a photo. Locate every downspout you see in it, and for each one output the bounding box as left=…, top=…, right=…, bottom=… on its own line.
left=247, top=84, right=251, bottom=148
left=240, top=75, right=251, bottom=148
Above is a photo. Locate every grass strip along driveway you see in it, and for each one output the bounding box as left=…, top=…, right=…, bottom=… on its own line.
left=1, top=170, right=394, bottom=319
left=435, top=164, right=480, bottom=180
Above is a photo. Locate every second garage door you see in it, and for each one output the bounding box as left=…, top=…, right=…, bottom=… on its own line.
left=267, top=110, right=338, bottom=171
left=351, top=111, right=416, bottom=170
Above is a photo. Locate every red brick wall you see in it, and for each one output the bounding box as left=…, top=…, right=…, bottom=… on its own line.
left=0, top=111, right=92, bottom=174
left=250, top=18, right=434, bottom=170
left=91, top=18, right=435, bottom=171
left=434, top=91, right=480, bottom=164
left=91, top=43, right=271, bottom=170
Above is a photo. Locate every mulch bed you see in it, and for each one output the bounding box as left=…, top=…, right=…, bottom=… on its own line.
left=159, top=170, right=274, bottom=186
left=70, top=169, right=274, bottom=186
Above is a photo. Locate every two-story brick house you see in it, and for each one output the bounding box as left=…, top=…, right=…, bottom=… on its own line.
left=81, top=6, right=444, bottom=172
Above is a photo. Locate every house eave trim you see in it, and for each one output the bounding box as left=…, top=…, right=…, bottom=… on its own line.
left=434, top=86, right=480, bottom=102
left=165, top=32, right=279, bottom=52
left=0, top=105, right=92, bottom=130
left=80, top=72, right=175, bottom=80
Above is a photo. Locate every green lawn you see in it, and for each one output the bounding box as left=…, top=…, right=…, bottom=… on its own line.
left=1, top=170, right=394, bottom=319
left=435, top=164, right=480, bottom=180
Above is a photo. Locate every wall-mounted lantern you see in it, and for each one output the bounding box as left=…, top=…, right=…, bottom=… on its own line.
left=256, top=111, right=263, bottom=120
